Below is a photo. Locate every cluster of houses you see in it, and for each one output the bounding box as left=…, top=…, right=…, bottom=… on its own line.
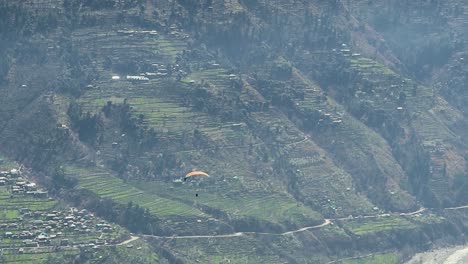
left=0, top=168, right=120, bottom=251
left=111, top=63, right=186, bottom=83
left=2, top=207, right=115, bottom=248
left=117, top=29, right=159, bottom=37
left=0, top=169, right=48, bottom=197
left=332, top=43, right=361, bottom=58
left=315, top=110, right=343, bottom=126
left=167, top=25, right=190, bottom=39
left=116, top=25, right=189, bottom=40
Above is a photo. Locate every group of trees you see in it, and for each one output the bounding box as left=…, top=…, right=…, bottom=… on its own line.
left=68, top=102, right=101, bottom=143
left=453, top=173, right=468, bottom=204
left=65, top=188, right=158, bottom=235
left=0, top=3, right=60, bottom=38
left=118, top=201, right=153, bottom=233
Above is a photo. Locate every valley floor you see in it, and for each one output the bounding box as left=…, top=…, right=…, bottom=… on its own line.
left=406, top=245, right=468, bottom=264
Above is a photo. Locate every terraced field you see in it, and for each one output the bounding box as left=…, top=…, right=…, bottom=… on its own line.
left=66, top=166, right=206, bottom=219
left=250, top=111, right=305, bottom=144
left=346, top=53, right=433, bottom=114
left=74, top=29, right=254, bottom=148
left=159, top=235, right=285, bottom=264
left=132, top=178, right=322, bottom=228
left=2, top=249, right=79, bottom=264
left=342, top=216, right=416, bottom=236
left=321, top=50, right=466, bottom=207
left=342, top=252, right=398, bottom=264
left=0, top=191, right=57, bottom=212
left=245, top=71, right=384, bottom=216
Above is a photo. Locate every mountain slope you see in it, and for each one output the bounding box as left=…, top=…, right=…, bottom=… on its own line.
left=0, top=0, right=467, bottom=263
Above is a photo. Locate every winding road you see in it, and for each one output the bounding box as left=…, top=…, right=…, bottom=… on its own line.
left=136, top=207, right=428, bottom=240
left=168, top=135, right=309, bottom=155
left=132, top=205, right=468, bottom=241
left=139, top=219, right=333, bottom=240
left=118, top=236, right=140, bottom=245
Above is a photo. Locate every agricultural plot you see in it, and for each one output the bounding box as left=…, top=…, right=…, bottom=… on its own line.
left=74, top=27, right=186, bottom=111
left=342, top=216, right=416, bottom=236
left=250, top=111, right=305, bottom=144
left=234, top=92, right=375, bottom=217
left=132, top=178, right=322, bottom=228
left=288, top=146, right=375, bottom=218
left=183, top=68, right=233, bottom=89
left=406, top=213, right=445, bottom=225
left=74, top=30, right=253, bottom=148
left=66, top=166, right=206, bottom=219
left=1, top=249, right=79, bottom=264
left=159, top=235, right=285, bottom=264
left=76, top=239, right=160, bottom=264
left=343, top=52, right=433, bottom=115
left=73, top=27, right=184, bottom=67
left=336, top=51, right=465, bottom=206
left=344, top=54, right=436, bottom=128
left=127, top=96, right=244, bottom=143
left=308, top=114, right=416, bottom=210
left=342, top=252, right=398, bottom=264
left=0, top=190, right=56, bottom=212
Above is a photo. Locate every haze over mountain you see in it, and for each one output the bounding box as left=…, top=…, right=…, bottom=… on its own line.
left=0, top=0, right=466, bottom=263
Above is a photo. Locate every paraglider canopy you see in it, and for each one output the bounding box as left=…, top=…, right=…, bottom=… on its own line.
left=184, top=171, right=209, bottom=181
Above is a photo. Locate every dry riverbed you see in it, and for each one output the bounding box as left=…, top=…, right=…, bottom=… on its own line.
left=406, top=245, right=468, bottom=264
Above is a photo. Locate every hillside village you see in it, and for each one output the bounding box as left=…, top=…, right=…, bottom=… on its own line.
left=0, top=163, right=141, bottom=263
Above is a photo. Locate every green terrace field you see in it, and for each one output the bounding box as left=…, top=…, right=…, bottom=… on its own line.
left=157, top=235, right=285, bottom=264
left=73, top=26, right=196, bottom=131
left=349, top=57, right=398, bottom=77
left=320, top=51, right=465, bottom=207
left=342, top=216, right=416, bottom=236
left=77, top=72, right=254, bottom=149
left=182, top=68, right=235, bottom=92
left=127, top=96, right=248, bottom=143
left=72, top=27, right=185, bottom=67
left=405, top=213, right=446, bottom=225
left=291, top=70, right=408, bottom=181
left=0, top=189, right=57, bottom=212
left=346, top=54, right=433, bottom=114
left=80, top=85, right=253, bottom=148
left=342, top=252, right=398, bottom=264
left=79, top=239, right=160, bottom=264
left=257, top=68, right=416, bottom=213
left=250, top=111, right=306, bottom=144
left=196, top=100, right=377, bottom=218
left=289, top=150, right=375, bottom=217
left=249, top=108, right=376, bottom=217
left=66, top=160, right=323, bottom=231
left=132, top=178, right=323, bottom=228
left=2, top=239, right=160, bottom=264
left=0, top=154, right=18, bottom=169
left=1, top=249, right=79, bottom=264
left=65, top=166, right=206, bottom=219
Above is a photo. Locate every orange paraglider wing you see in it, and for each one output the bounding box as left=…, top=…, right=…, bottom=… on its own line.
left=184, top=171, right=210, bottom=179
